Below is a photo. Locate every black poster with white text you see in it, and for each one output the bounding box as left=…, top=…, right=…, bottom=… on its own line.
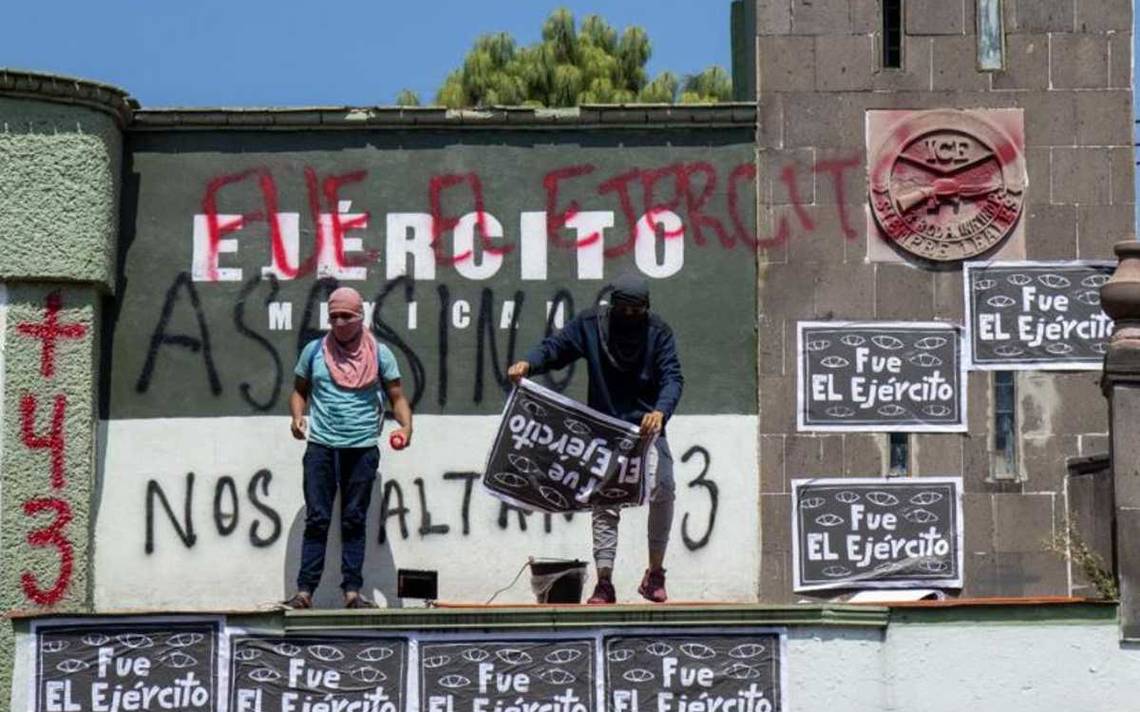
left=35, top=622, right=219, bottom=712
left=792, top=477, right=963, bottom=591
left=604, top=633, right=783, bottom=712
left=797, top=322, right=965, bottom=432
left=230, top=636, right=407, bottom=712
left=964, top=261, right=1113, bottom=369
left=420, top=638, right=595, bottom=712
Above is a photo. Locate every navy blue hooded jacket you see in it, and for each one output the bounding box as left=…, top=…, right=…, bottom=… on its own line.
left=523, top=306, right=684, bottom=427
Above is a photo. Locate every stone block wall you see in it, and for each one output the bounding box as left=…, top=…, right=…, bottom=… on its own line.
left=755, top=0, right=1133, bottom=601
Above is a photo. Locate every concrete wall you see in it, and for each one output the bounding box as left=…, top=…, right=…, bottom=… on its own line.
left=9, top=605, right=1138, bottom=711
left=0, top=71, right=129, bottom=712
left=755, top=0, right=1134, bottom=600
left=94, top=114, right=761, bottom=609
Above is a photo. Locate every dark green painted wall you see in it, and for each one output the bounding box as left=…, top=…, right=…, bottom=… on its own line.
left=104, top=127, right=759, bottom=419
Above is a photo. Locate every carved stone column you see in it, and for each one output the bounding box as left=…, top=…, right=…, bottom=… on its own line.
left=1101, top=240, right=1140, bottom=637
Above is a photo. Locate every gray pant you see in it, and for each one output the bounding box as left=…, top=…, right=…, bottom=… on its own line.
left=592, top=437, right=676, bottom=570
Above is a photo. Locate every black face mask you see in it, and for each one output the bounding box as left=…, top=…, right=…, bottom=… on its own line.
left=604, top=306, right=649, bottom=370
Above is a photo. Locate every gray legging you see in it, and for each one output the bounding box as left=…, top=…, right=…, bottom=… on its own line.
left=592, top=438, right=676, bottom=570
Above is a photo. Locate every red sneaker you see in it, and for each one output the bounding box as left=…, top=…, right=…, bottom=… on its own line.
left=638, top=568, right=668, bottom=603
left=587, top=579, right=616, bottom=604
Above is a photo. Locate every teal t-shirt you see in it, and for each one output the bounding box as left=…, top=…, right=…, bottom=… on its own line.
left=294, top=338, right=401, bottom=448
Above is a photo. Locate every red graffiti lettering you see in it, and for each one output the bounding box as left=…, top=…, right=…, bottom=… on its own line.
left=597, top=168, right=641, bottom=258
left=543, top=164, right=596, bottom=248
left=727, top=163, right=765, bottom=249
left=20, top=497, right=74, bottom=607
left=20, top=394, right=67, bottom=490
left=429, top=172, right=511, bottom=265
left=202, top=169, right=296, bottom=280
left=16, top=291, right=87, bottom=378
left=681, top=162, right=732, bottom=248
left=323, top=167, right=371, bottom=267
left=814, top=157, right=862, bottom=241
left=191, top=155, right=863, bottom=269
left=778, top=163, right=816, bottom=234
left=639, top=164, right=686, bottom=235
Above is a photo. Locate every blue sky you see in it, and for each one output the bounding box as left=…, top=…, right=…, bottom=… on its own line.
left=2, top=0, right=731, bottom=107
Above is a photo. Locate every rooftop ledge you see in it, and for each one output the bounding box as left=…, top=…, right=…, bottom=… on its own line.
left=0, top=69, right=756, bottom=131
left=129, top=103, right=758, bottom=131
left=0, top=68, right=136, bottom=127
left=6, top=599, right=1119, bottom=631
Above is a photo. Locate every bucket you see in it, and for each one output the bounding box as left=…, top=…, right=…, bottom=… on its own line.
left=529, top=559, right=587, bottom=604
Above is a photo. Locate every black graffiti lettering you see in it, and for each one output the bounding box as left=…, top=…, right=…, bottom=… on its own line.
left=542, top=511, right=576, bottom=533
left=213, top=476, right=239, bottom=536
left=680, top=445, right=718, bottom=551
left=145, top=471, right=281, bottom=552
left=379, top=480, right=410, bottom=544
left=436, top=284, right=450, bottom=407
left=371, top=276, right=426, bottom=410
left=145, top=473, right=197, bottom=554
left=498, top=502, right=531, bottom=531
left=474, top=288, right=524, bottom=403
left=540, top=288, right=576, bottom=392
left=442, top=471, right=479, bottom=535
left=248, top=468, right=282, bottom=547
left=296, top=278, right=340, bottom=356
left=136, top=272, right=221, bottom=395
left=233, top=273, right=283, bottom=412
left=413, top=477, right=450, bottom=537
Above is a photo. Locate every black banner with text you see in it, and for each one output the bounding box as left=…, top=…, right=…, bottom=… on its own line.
left=482, top=379, right=655, bottom=512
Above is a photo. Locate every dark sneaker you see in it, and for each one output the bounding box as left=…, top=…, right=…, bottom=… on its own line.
left=587, top=579, right=616, bottom=604
left=283, top=591, right=313, bottom=609
left=344, top=591, right=377, bottom=609
left=638, top=568, right=668, bottom=603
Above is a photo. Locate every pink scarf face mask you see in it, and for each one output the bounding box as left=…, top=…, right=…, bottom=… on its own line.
left=323, top=288, right=379, bottom=390
left=332, top=317, right=363, bottom=344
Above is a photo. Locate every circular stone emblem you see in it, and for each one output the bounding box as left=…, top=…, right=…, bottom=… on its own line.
left=868, top=110, right=1026, bottom=262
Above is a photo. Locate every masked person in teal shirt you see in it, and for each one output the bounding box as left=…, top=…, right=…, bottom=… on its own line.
left=285, top=287, right=413, bottom=609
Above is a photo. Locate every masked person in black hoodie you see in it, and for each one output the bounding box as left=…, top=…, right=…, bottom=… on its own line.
left=508, top=273, right=683, bottom=603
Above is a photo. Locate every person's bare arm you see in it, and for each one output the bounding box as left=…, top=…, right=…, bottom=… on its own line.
left=290, top=376, right=310, bottom=440
left=384, top=378, right=413, bottom=445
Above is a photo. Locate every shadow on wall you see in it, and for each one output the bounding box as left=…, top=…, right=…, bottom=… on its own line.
left=282, top=480, right=403, bottom=609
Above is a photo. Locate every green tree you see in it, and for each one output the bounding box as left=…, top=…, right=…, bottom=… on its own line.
left=394, top=89, right=421, bottom=107
left=434, top=8, right=730, bottom=108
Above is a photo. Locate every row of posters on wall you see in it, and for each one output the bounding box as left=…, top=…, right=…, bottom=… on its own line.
left=27, top=619, right=785, bottom=712
left=798, top=260, right=1113, bottom=431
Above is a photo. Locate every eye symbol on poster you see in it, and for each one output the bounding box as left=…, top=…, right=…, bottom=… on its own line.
left=604, top=633, right=784, bottom=712
left=796, top=322, right=965, bottom=432
left=229, top=636, right=407, bottom=712
left=420, top=639, right=595, bottom=712
left=964, top=261, right=1115, bottom=370
left=791, top=478, right=963, bottom=592
left=35, top=622, right=220, bottom=712
left=482, top=379, right=657, bottom=512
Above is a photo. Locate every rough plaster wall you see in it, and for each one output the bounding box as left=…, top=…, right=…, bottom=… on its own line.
left=0, top=96, right=121, bottom=288
left=0, top=285, right=99, bottom=705
left=755, top=0, right=1133, bottom=602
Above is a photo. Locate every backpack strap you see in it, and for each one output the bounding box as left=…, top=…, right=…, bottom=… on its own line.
left=309, top=337, right=321, bottom=378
